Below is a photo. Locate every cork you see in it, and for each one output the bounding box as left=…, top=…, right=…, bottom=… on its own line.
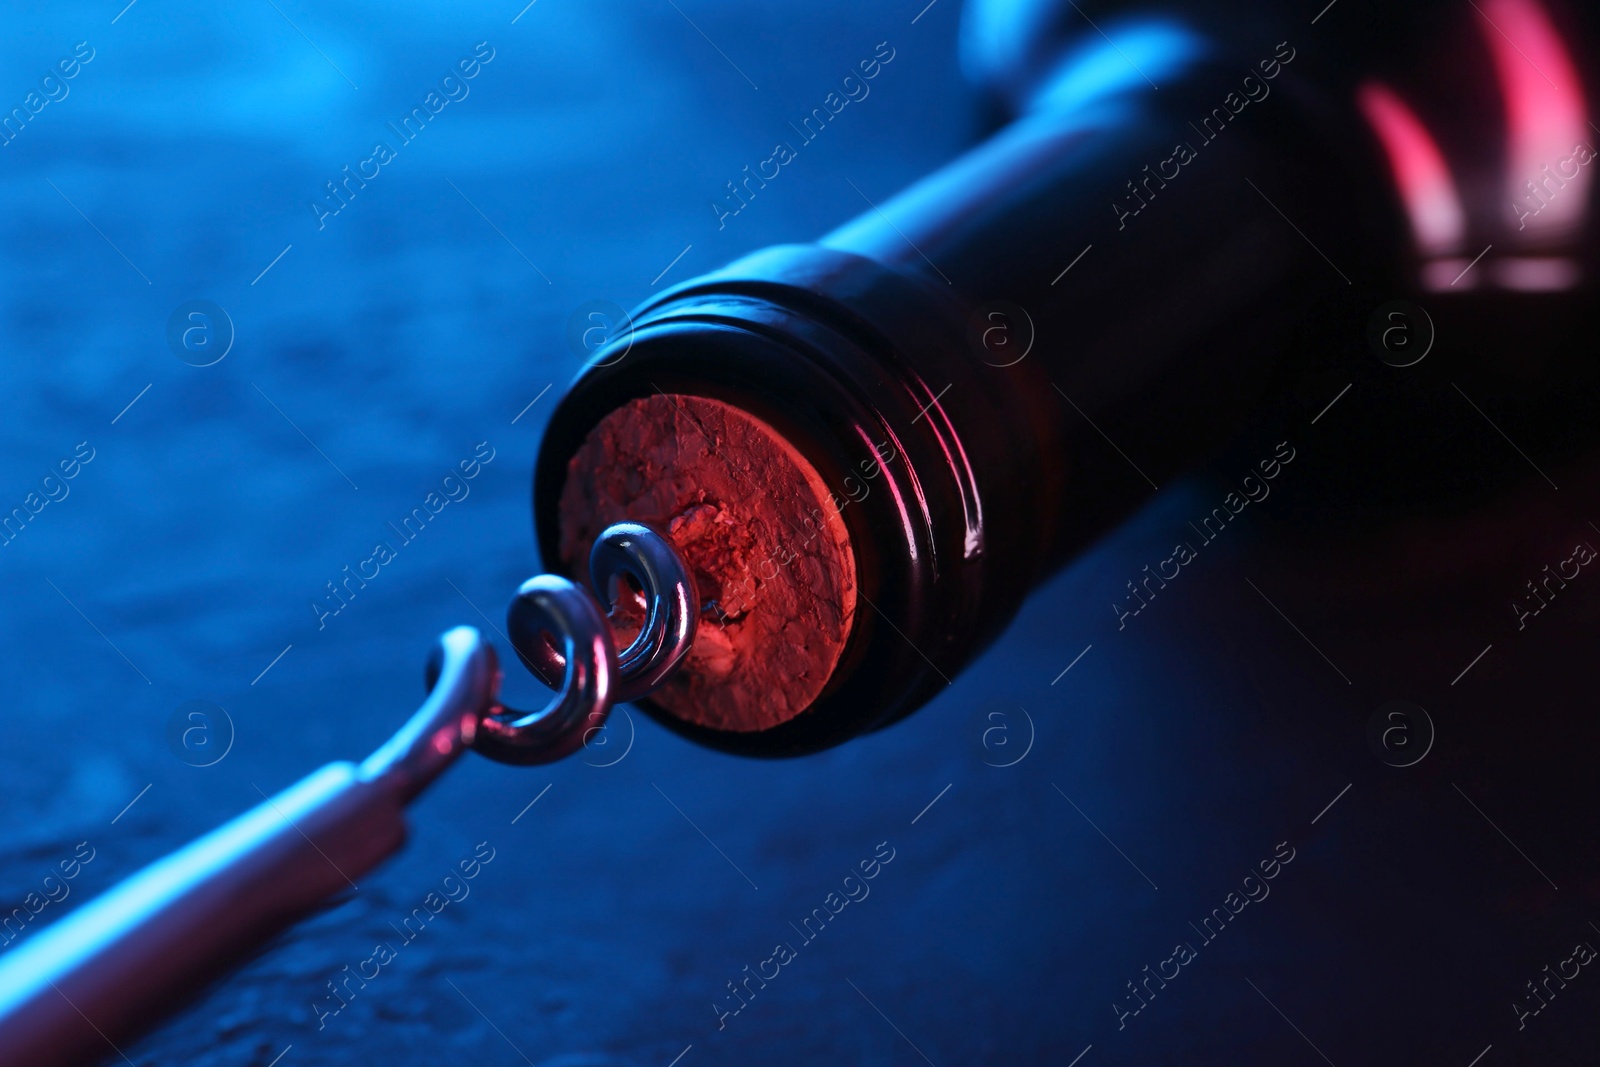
left=556, top=394, right=857, bottom=732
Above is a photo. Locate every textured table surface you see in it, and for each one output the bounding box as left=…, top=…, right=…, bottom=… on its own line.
left=2, top=3, right=1598, bottom=1065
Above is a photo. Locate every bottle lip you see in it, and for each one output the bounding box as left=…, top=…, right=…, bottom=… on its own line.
left=533, top=247, right=1006, bottom=756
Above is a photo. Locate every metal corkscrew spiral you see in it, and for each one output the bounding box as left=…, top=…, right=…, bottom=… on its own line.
left=449, top=521, right=701, bottom=766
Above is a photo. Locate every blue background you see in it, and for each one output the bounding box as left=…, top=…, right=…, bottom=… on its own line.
left=3, top=2, right=1599, bottom=1065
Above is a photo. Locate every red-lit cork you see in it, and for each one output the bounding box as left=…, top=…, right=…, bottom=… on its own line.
left=556, top=394, right=857, bottom=732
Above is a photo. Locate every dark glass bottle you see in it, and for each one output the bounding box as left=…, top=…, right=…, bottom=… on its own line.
left=534, top=0, right=1594, bottom=754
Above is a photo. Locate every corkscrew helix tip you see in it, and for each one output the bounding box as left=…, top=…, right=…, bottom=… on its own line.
left=446, top=522, right=700, bottom=766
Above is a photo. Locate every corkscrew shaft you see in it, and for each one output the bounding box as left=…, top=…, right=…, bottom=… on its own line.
left=0, top=627, right=497, bottom=1067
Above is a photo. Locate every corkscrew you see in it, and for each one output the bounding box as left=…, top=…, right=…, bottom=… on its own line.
left=0, top=523, right=699, bottom=1067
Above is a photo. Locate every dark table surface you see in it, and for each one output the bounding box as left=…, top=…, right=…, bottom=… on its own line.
left=3, top=2, right=1598, bottom=1065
